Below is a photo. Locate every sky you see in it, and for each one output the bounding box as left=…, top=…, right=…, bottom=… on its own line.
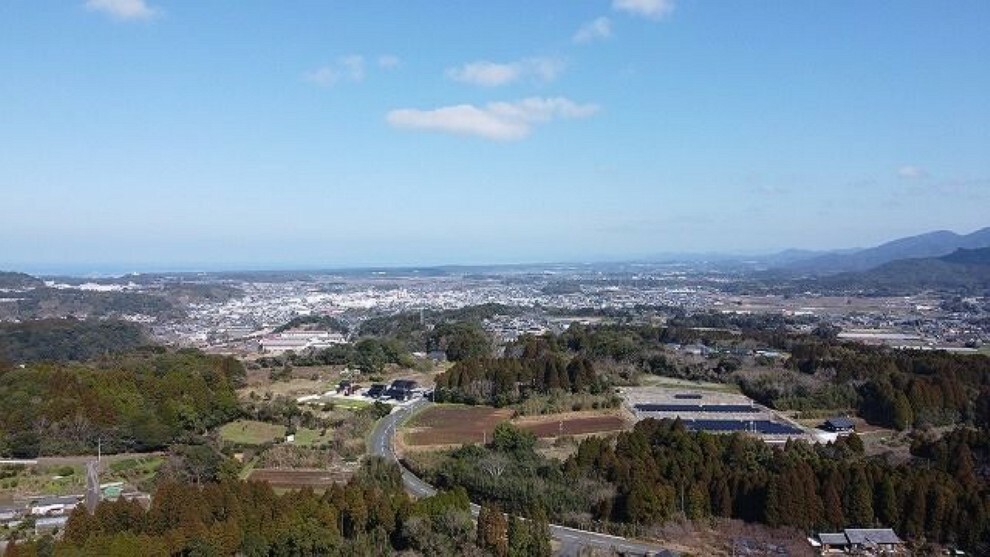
left=1, top=1, right=988, bottom=273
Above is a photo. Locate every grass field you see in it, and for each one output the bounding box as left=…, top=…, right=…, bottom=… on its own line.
left=637, top=375, right=742, bottom=393
left=219, top=420, right=287, bottom=446
left=323, top=397, right=371, bottom=409
left=293, top=427, right=333, bottom=446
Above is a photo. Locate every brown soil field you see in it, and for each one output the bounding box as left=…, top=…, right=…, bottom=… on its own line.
left=405, top=406, right=514, bottom=446
left=248, top=468, right=352, bottom=489
left=404, top=406, right=630, bottom=448
left=517, top=415, right=627, bottom=437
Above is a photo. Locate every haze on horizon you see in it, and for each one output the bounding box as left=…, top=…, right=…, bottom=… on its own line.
left=1, top=1, right=988, bottom=272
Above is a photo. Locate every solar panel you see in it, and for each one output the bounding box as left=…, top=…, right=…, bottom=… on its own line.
left=634, top=403, right=760, bottom=413
left=680, top=419, right=803, bottom=435
left=674, top=393, right=703, bottom=399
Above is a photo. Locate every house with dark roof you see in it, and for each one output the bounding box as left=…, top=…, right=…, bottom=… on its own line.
left=812, top=528, right=905, bottom=555
left=823, top=416, right=856, bottom=433
left=386, top=379, right=419, bottom=401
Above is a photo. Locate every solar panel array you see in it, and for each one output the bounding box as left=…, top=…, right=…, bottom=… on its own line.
left=682, top=419, right=803, bottom=435
left=634, top=403, right=760, bottom=413
left=673, top=393, right=703, bottom=400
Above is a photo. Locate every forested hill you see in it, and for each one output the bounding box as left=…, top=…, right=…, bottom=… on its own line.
left=807, top=247, right=990, bottom=295
left=0, top=348, right=244, bottom=457
left=0, top=318, right=148, bottom=364
left=0, top=271, right=43, bottom=289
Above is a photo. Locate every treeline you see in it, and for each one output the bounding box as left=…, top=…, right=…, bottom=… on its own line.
left=0, top=348, right=244, bottom=457
left=411, top=423, right=608, bottom=521
left=258, top=320, right=495, bottom=373
left=0, top=319, right=147, bottom=364
left=565, top=419, right=990, bottom=551
left=273, top=314, right=349, bottom=334
left=433, top=354, right=601, bottom=406
left=359, top=304, right=509, bottom=354
left=0, top=287, right=182, bottom=321
left=772, top=340, right=990, bottom=429
left=257, top=337, right=416, bottom=374
left=10, top=459, right=546, bottom=557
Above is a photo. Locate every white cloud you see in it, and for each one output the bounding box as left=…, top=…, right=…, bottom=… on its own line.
left=446, top=57, right=566, bottom=87
left=446, top=62, right=520, bottom=87
left=574, top=17, right=612, bottom=43
left=304, top=55, right=365, bottom=87
left=612, top=0, right=675, bottom=20
left=897, top=165, right=929, bottom=180
left=386, top=97, right=599, bottom=141
left=339, top=55, right=365, bottom=81
left=85, top=0, right=159, bottom=21
left=378, top=55, right=400, bottom=69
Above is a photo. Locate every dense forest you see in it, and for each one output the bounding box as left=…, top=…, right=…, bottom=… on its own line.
left=433, top=317, right=990, bottom=431
left=414, top=420, right=990, bottom=553
left=0, top=319, right=147, bottom=364
left=8, top=459, right=548, bottom=557
left=434, top=354, right=602, bottom=406
left=256, top=337, right=417, bottom=374
left=756, top=338, right=990, bottom=430
left=0, top=348, right=244, bottom=457
left=0, top=288, right=182, bottom=321
left=359, top=304, right=511, bottom=354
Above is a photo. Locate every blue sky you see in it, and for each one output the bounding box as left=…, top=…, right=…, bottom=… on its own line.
left=1, top=1, right=988, bottom=272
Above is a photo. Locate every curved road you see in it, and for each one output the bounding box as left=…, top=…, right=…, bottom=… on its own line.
left=369, top=399, right=674, bottom=557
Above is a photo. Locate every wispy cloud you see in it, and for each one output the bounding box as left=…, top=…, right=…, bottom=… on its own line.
left=378, top=55, right=400, bottom=69
left=574, top=17, right=613, bottom=43
left=386, top=97, right=599, bottom=141
left=612, top=0, right=675, bottom=20
left=85, top=0, right=159, bottom=21
left=752, top=185, right=790, bottom=197
left=445, top=57, right=566, bottom=87
left=304, top=55, right=366, bottom=87
left=897, top=165, right=928, bottom=180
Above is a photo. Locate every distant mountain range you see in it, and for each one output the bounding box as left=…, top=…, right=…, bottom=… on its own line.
left=780, top=227, right=990, bottom=274
left=805, top=247, right=990, bottom=295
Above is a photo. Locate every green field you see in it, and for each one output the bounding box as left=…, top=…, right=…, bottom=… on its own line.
left=107, top=456, right=164, bottom=485
left=293, top=427, right=333, bottom=447
left=219, top=420, right=287, bottom=446
left=638, top=375, right=742, bottom=393
left=323, top=397, right=372, bottom=409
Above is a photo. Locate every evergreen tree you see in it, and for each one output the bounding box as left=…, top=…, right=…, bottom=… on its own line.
left=507, top=515, right=530, bottom=557
left=848, top=467, right=875, bottom=527
left=876, top=476, right=899, bottom=527
left=476, top=503, right=508, bottom=557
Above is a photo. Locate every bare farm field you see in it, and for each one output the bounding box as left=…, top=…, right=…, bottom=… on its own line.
left=515, top=413, right=628, bottom=438
left=402, top=405, right=630, bottom=451
left=404, top=406, right=514, bottom=447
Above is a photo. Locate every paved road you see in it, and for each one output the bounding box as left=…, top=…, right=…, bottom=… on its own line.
left=368, top=399, right=674, bottom=557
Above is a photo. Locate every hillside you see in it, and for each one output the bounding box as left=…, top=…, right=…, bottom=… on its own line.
left=0, top=271, right=43, bottom=290
left=0, top=318, right=148, bottom=364
left=783, top=226, right=990, bottom=274
left=807, top=247, right=990, bottom=294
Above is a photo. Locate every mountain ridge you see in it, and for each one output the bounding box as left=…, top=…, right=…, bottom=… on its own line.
left=781, top=227, right=990, bottom=274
